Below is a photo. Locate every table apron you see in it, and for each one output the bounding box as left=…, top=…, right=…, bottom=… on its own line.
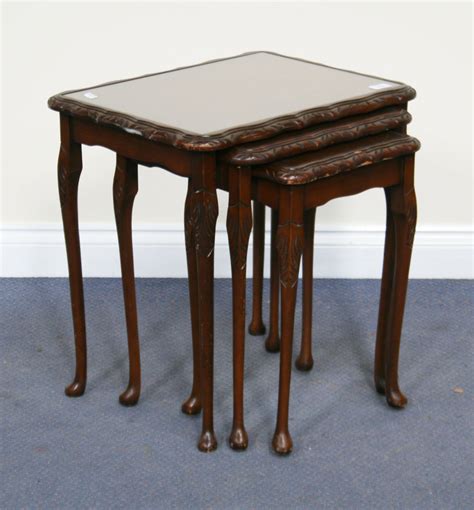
left=71, top=117, right=193, bottom=178
left=246, top=159, right=401, bottom=211
left=303, top=159, right=401, bottom=209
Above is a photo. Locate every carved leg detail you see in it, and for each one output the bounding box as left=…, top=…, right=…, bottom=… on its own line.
left=265, top=209, right=280, bottom=353
left=58, top=116, right=86, bottom=398
left=113, top=156, right=141, bottom=406
left=296, top=208, right=316, bottom=371
left=248, top=201, right=266, bottom=335
left=272, top=189, right=304, bottom=455
left=182, top=180, right=202, bottom=416
left=189, top=154, right=219, bottom=452
left=227, top=166, right=252, bottom=450
left=378, top=156, right=417, bottom=409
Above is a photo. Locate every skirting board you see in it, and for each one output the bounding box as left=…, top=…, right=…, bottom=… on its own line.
left=1, top=223, right=472, bottom=278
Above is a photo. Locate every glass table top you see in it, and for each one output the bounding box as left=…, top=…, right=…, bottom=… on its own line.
left=60, top=52, right=407, bottom=137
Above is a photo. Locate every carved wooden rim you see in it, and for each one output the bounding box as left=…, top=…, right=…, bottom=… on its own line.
left=223, top=107, right=412, bottom=164
left=256, top=134, right=421, bottom=185
left=48, top=51, right=416, bottom=152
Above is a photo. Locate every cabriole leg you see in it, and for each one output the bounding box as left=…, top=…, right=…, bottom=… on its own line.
left=374, top=188, right=396, bottom=394
left=226, top=166, right=253, bottom=450
left=248, top=201, right=266, bottom=335
left=295, top=207, right=316, bottom=371
left=182, top=179, right=202, bottom=416
left=58, top=115, right=86, bottom=397
left=272, top=188, right=304, bottom=455
left=113, top=156, right=141, bottom=406
left=376, top=156, right=417, bottom=408
left=187, top=153, right=219, bottom=452
left=265, top=209, right=280, bottom=353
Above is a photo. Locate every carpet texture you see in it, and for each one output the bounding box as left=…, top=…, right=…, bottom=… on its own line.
left=1, top=278, right=473, bottom=509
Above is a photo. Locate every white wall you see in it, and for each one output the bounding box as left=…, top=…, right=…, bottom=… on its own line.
left=1, top=1, right=473, bottom=277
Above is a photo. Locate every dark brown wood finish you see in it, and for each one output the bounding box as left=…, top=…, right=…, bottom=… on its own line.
left=226, top=166, right=253, bottom=449
left=186, top=153, right=219, bottom=452
left=249, top=132, right=418, bottom=378
left=224, top=107, right=411, bottom=165
left=376, top=155, right=417, bottom=408
left=248, top=201, right=266, bottom=336
left=286, top=156, right=416, bottom=408
left=295, top=207, right=316, bottom=372
left=265, top=209, right=280, bottom=353
left=273, top=187, right=305, bottom=454
left=374, top=187, right=397, bottom=395
left=253, top=132, right=421, bottom=185
left=113, top=156, right=141, bottom=406
left=50, top=54, right=419, bottom=455
left=181, top=179, right=202, bottom=416
left=72, top=119, right=191, bottom=176
left=56, top=112, right=220, bottom=451
left=58, top=115, right=87, bottom=398
left=222, top=133, right=419, bottom=454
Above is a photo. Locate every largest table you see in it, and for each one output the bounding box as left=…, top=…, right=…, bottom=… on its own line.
left=48, top=51, right=416, bottom=451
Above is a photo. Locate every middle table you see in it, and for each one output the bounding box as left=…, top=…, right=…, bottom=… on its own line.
left=48, top=51, right=416, bottom=452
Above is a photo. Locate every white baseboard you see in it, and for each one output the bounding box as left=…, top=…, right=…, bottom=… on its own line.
left=1, top=223, right=472, bottom=278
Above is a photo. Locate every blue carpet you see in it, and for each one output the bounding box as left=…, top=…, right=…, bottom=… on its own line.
left=1, top=279, right=473, bottom=509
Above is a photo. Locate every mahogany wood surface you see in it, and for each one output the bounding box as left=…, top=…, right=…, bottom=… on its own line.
left=58, top=115, right=87, bottom=398
left=378, top=156, right=417, bottom=408
left=181, top=179, right=203, bottom=417
left=295, top=208, right=316, bottom=372
left=248, top=201, right=266, bottom=336
left=73, top=119, right=192, bottom=177
left=56, top=112, right=220, bottom=452
left=186, top=153, right=219, bottom=452
left=223, top=107, right=411, bottom=165
left=265, top=209, right=281, bottom=353
left=253, top=132, right=420, bottom=185
left=50, top=53, right=419, bottom=455
left=56, top=110, right=419, bottom=455
left=374, top=187, right=397, bottom=395
left=273, top=187, right=305, bottom=454
left=113, top=156, right=141, bottom=406
left=222, top=135, right=419, bottom=454
left=226, top=166, right=253, bottom=449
